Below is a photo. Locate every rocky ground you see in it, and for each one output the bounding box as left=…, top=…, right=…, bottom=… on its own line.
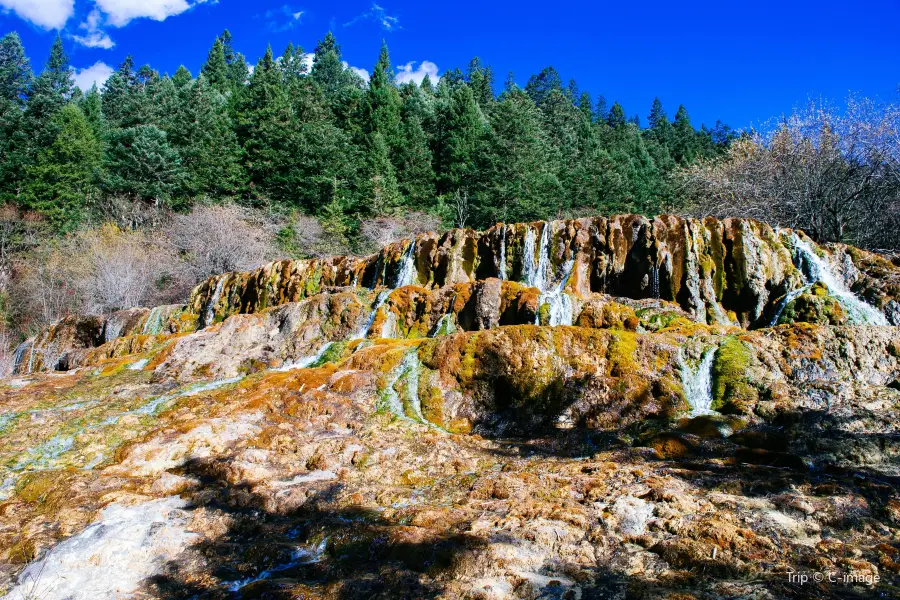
left=2, top=216, right=900, bottom=600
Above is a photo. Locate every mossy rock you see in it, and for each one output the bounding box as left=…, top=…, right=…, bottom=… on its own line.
left=778, top=286, right=846, bottom=326
left=711, top=337, right=759, bottom=415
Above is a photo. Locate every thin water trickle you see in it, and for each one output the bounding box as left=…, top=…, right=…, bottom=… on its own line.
left=395, top=241, right=418, bottom=288
left=275, top=342, right=335, bottom=372
left=352, top=291, right=390, bottom=340
left=203, top=277, right=226, bottom=328
left=681, top=348, right=717, bottom=416
left=498, top=225, right=508, bottom=281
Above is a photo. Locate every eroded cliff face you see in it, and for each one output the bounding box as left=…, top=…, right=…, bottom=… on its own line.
left=3, top=215, right=900, bottom=599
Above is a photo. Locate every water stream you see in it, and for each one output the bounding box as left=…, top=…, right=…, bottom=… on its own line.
left=768, top=236, right=888, bottom=326
left=681, top=348, right=717, bottom=416
left=395, top=241, right=418, bottom=288
left=203, top=277, right=226, bottom=328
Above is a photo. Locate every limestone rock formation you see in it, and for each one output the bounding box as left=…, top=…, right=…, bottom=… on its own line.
left=2, top=215, right=900, bottom=599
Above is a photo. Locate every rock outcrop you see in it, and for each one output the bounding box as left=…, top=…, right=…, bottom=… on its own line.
left=2, top=214, right=900, bottom=599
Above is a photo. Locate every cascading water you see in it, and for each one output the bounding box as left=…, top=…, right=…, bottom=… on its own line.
left=498, top=225, right=508, bottom=280
left=429, top=313, right=457, bottom=337
left=203, top=277, right=226, bottom=328
left=681, top=348, right=717, bottom=416
left=380, top=350, right=426, bottom=424
left=782, top=236, right=888, bottom=325
left=352, top=291, right=390, bottom=340
left=536, top=259, right=575, bottom=326
left=275, top=342, right=335, bottom=372
left=142, top=306, right=166, bottom=335
left=522, top=224, right=553, bottom=290
left=395, top=241, right=418, bottom=288
left=767, top=284, right=812, bottom=327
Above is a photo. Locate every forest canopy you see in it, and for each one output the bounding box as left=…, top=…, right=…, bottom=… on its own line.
left=0, top=30, right=734, bottom=235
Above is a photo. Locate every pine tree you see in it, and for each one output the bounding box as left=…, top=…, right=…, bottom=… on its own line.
left=475, top=86, right=561, bottom=225
left=0, top=32, right=31, bottom=202
left=466, top=57, right=494, bottom=107
left=363, top=41, right=402, bottom=150
left=172, top=65, right=192, bottom=89
left=396, top=113, right=434, bottom=206
left=202, top=38, right=230, bottom=93
left=606, top=102, right=626, bottom=128
left=0, top=33, right=31, bottom=106
left=22, top=104, right=101, bottom=229
left=672, top=104, right=696, bottom=163
left=236, top=46, right=295, bottom=203
left=435, top=84, right=485, bottom=196
left=24, top=36, right=74, bottom=150
left=166, top=75, right=244, bottom=199
left=104, top=124, right=183, bottom=203
left=524, top=66, right=563, bottom=107
left=366, top=132, right=402, bottom=213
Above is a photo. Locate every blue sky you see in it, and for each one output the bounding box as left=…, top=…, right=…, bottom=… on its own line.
left=0, top=0, right=897, bottom=130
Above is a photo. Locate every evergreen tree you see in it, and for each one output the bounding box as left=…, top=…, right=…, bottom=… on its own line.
left=236, top=46, right=295, bottom=203
left=24, top=36, right=74, bottom=150
left=363, top=41, right=402, bottom=149
left=524, top=66, right=563, bottom=107
left=0, top=32, right=31, bottom=202
left=104, top=124, right=183, bottom=203
left=606, top=102, right=626, bottom=128
left=434, top=84, right=485, bottom=196
left=166, top=75, right=244, bottom=199
left=0, top=33, right=31, bottom=106
left=466, top=57, right=494, bottom=107
left=672, top=104, right=697, bottom=163
left=22, top=104, right=101, bottom=228
left=366, top=132, right=402, bottom=213
left=475, top=87, right=561, bottom=225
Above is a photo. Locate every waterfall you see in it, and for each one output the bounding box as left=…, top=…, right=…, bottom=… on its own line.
left=429, top=313, right=457, bottom=337
left=681, top=348, right=717, bottom=416
left=12, top=341, right=29, bottom=374
left=352, top=291, right=390, bottom=340
left=498, top=225, right=508, bottom=280
left=536, top=259, right=575, bottom=326
left=522, top=227, right=537, bottom=286
left=275, top=342, right=335, bottom=372
left=523, top=224, right=552, bottom=291
left=380, top=350, right=425, bottom=423
left=380, top=309, right=398, bottom=339
left=792, top=236, right=888, bottom=325
left=142, top=306, right=166, bottom=335
left=203, top=277, right=226, bottom=328
left=767, top=284, right=812, bottom=327
left=395, top=241, right=418, bottom=288
left=650, top=266, right=660, bottom=300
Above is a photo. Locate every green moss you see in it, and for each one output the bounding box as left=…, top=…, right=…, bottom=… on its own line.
left=711, top=337, right=758, bottom=414
left=311, top=341, right=348, bottom=367
left=607, top=331, right=639, bottom=377
left=537, top=303, right=551, bottom=326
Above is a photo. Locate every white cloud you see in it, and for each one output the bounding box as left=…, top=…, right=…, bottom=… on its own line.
left=301, top=52, right=314, bottom=72
left=72, top=61, right=114, bottom=92
left=0, top=0, right=74, bottom=29
left=344, top=3, right=399, bottom=31
left=93, top=0, right=211, bottom=28
left=395, top=61, right=438, bottom=86
left=342, top=60, right=369, bottom=83
left=262, top=5, right=303, bottom=32
left=73, top=8, right=114, bottom=49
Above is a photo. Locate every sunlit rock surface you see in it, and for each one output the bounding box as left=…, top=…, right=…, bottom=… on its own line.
left=2, top=215, right=900, bottom=599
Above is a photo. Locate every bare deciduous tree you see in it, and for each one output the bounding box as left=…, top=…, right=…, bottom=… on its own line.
left=359, top=211, right=442, bottom=253
left=678, top=96, right=900, bottom=249
left=168, top=204, right=278, bottom=283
